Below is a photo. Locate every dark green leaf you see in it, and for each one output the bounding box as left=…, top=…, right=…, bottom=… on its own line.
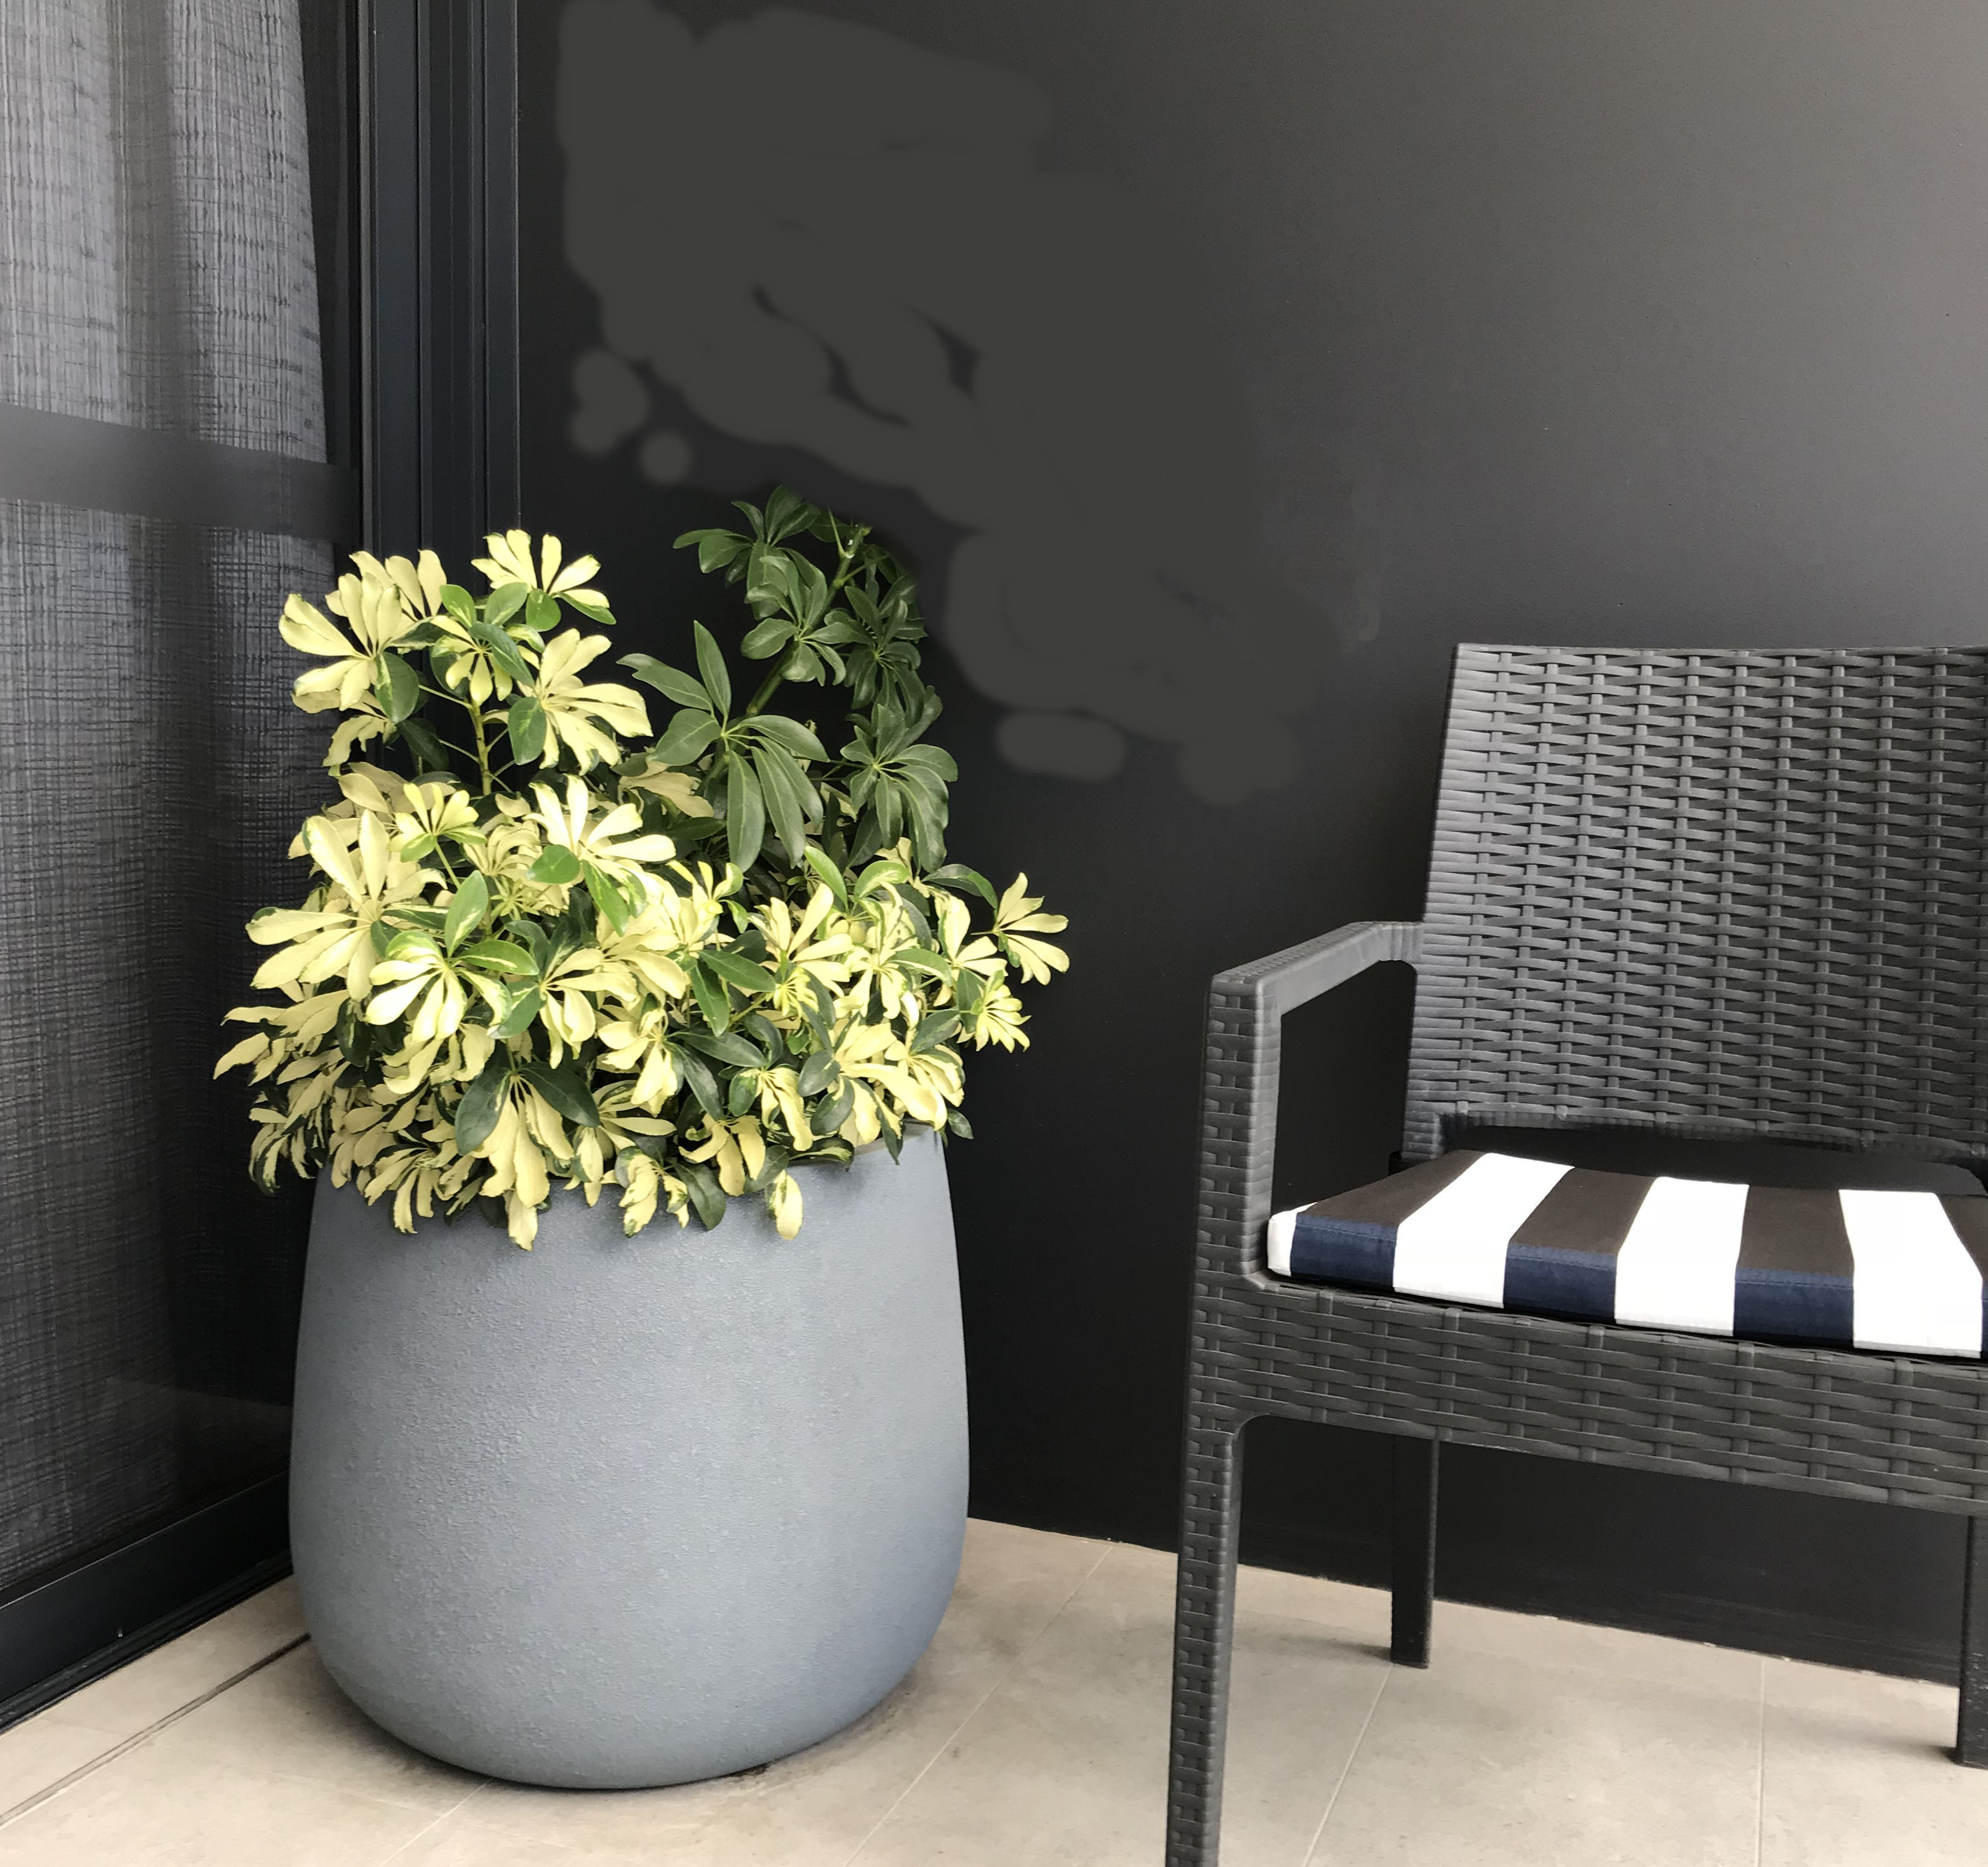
left=443, top=871, right=490, bottom=949
left=679, top=1158, right=728, bottom=1230
left=673, top=527, right=749, bottom=575
left=507, top=695, right=547, bottom=763
left=467, top=619, right=532, bottom=683
left=745, top=713, right=827, bottom=761
left=753, top=743, right=811, bottom=865
left=528, top=843, right=582, bottom=886
left=945, top=1108, right=974, bottom=1139
left=505, top=919, right=551, bottom=970
left=853, top=858, right=910, bottom=895
left=728, top=1071, right=757, bottom=1117
left=815, top=1080, right=855, bottom=1134
left=525, top=589, right=559, bottom=635
left=559, top=595, right=616, bottom=626
left=517, top=1059, right=600, bottom=1128
left=396, top=714, right=449, bottom=773
left=803, top=844, right=849, bottom=907
left=619, top=653, right=712, bottom=710
left=744, top=543, right=791, bottom=609
left=744, top=1141, right=790, bottom=1195
left=905, top=785, right=947, bottom=867
left=740, top=615, right=795, bottom=660
left=439, top=584, right=476, bottom=625
left=727, top=758, right=766, bottom=871
left=676, top=1027, right=766, bottom=1068
left=762, top=485, right=817, bottom=542
left=483, top=582, right=528, bottom=627
left=376, top=653, right=420, bottom=723
left=692, top=620, right=733, bottom=716
left=686, top=958, right=731, bottom=1034
left=738, top=1007, right=782, bottom=1048
left=926, top=863, right=998, bottom=909
left=454, top=1059, right=512, bottom=1153
left=790, top=552, right=829, bottom=624
left=335, top=998, right=380, bottom=1065
left=879, top=1122, right=905, bottom=1162
left=672, top=1043, right=726, bottom=1120
left=651, top=708, right=719, bottom=767
left=584, top=862, right=632, bottom=934
left=796, top=1051, right=839, bottom=1097
left=911, top=1009, right=959, bottom=1054
left=700, top=948, right=770, bottom=995
left=457, top=938, right=533, bottom=972
left=491, top=987, right=542, bottom=1038
left=894, top=946, right=951, bottom=980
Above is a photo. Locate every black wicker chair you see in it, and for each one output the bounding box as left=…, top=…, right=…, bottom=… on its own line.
left=1166, top=645, right=1988, bottom=1866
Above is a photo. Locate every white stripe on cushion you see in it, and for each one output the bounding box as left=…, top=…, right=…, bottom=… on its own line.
left=1840, top=1190, right=1985, bottom=1356
left=1613, top=1176, right=1749, bottom=1335
left=1391, top=1153, right=1571, bottom=1307
left=1267, top=1208, right=1296, bottom=1277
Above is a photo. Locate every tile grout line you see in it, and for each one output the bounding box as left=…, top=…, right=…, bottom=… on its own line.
left=1296, top=1661, right=1392, bottom=1866
left=1753, top=1657, right=1767, bottom=1867
left=0, top=1631, right=313, bottom=1831
left=832, top=1539, right=1117, bottom=1867
left=371, top=1784, right=495, bottom=1867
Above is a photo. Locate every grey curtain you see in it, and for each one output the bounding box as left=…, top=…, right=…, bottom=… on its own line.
left=0, top=1, right=331, bottom=1591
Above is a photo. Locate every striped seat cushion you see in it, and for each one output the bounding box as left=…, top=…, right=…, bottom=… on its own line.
left=1269, top=1151, right=1988, bottom=1357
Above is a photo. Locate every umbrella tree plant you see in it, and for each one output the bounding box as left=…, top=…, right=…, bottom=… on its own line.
left=220, top=487, right=1067, bottom=1247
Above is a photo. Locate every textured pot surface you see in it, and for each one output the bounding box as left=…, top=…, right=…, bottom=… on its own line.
left=290, top=1128, right=967, bottom=1788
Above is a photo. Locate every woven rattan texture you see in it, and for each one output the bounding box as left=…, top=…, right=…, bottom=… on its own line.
left=1403, top=647, right=1988, bottom=1163
left=1203, top=1280, right=1988, bottom=1508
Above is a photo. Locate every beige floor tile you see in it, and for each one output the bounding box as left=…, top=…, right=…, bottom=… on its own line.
left=380, top=1810, right=645, bottom=1864
left=851, top=1539, right=1389, bottom=1867
left=0, top=1737, right=438, bottom=1867
left=1309, top=1647, right=1762, bottom=1867
left=1234, top=1564, right=1391, bottom=1649
left=1436, top=1597, right=1766, bottom=1697
left=0, top=1712, right=126, bottom=1812
left=1760, top=1657, right=1988, bottom=1866
left=453, top=1517, right=1108, bottom=1864
left=147, top=1643, right=482, bottom=1815
left=47, top=1576, right=306, bottom=1741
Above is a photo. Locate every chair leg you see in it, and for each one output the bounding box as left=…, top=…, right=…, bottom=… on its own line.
left=1166, top=1417, right=1247, bottom=1867
left=1391, top=1436, right=1439, bottom=1668
left=1959, top=1516, right=1988, bottom=1766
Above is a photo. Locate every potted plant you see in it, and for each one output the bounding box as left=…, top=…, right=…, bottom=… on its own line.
left=219, top=488, right=1067, bottom=1788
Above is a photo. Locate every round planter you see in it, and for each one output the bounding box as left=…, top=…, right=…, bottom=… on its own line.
left=289, top=1127, right=967, bottom=1789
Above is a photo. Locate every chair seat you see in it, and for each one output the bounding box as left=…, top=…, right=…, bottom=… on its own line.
left=1268, top=1150, right=1988, bottom=1357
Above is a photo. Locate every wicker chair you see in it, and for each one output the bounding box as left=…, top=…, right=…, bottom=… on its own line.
left=1166, top=644, right=1988, bottom=1866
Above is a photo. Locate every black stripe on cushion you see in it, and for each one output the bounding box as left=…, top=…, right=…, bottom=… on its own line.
left=1284, top=1151, right=1482, bottom=1287
left=1732, top=1186, right=1854, bottom=1347
left=1940, top=1196, right=1988, bottom=1351
left=1502, top=1169, right=1653, bottom=1322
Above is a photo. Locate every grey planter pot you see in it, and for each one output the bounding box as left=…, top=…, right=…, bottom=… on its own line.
left=289, top=1127, right=967, bottom=1789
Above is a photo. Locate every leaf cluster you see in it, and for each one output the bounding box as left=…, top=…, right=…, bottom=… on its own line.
left=220, top=491, right=1069, bottom=1247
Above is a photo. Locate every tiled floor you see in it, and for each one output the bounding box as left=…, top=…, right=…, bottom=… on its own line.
left=0, top=1520, right=1981, bottom=1864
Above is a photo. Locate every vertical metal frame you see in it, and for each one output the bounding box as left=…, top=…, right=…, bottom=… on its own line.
left=357, top=0, right=519, bottom=559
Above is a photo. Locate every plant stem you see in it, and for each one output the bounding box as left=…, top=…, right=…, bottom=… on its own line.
left=744, top=666, right=787, bottom=718
left=467, top=694, right=493, bottom=794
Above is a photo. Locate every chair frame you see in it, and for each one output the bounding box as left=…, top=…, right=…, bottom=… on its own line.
left=1166, top=646, right=1988, bottom=1866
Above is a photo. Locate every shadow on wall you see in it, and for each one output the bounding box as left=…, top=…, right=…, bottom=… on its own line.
left=557, top=0, right=1349, bottom=803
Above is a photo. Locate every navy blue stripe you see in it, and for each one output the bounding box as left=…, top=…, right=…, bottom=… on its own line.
left=1502, top=1244, right=1615, bottom=1322
left=1731, top=1268, right=1853, bottom=1348
left=1288, top=1215, right=1396, bottom=1290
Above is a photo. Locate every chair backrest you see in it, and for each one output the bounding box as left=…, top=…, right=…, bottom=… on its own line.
left=1402, top=645, right=1988, bottom=1167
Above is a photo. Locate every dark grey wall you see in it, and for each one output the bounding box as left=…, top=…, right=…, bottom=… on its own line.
left=518, top=0, right=1988, bottom=1676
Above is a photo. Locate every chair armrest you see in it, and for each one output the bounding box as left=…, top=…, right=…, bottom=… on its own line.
left=1211, top=920, right=1423, bottom=1021
left=1194, top=921, right=1423, bottom=1288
